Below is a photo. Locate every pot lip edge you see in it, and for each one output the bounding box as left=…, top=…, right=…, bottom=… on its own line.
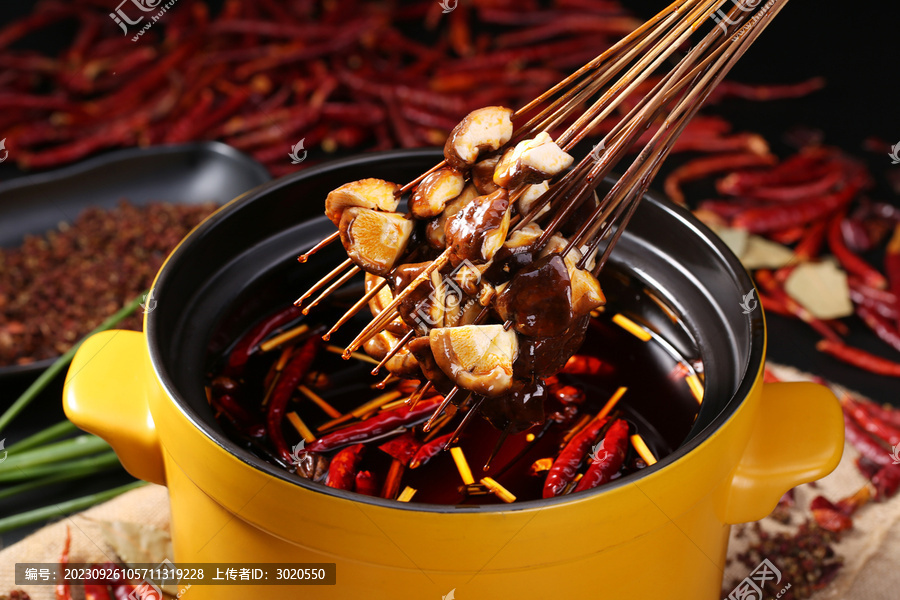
left=146, top=147, right=766, bottom=513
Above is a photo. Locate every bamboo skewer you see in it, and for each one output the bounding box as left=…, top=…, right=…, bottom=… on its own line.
left=292, top=0, right=790, bottom=454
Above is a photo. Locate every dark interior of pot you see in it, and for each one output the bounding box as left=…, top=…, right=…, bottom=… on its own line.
left=148, top=148, right=764, bottom=508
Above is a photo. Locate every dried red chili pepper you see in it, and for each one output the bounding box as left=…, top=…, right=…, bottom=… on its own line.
left=378, top=432, right=423, bottom=466
left=163, top=89, right=216, bottom=144
left=697, top=199, right=762, bottom=220
left=208, top=20, right=322, bottom=39
left=448, top=3, right=474, bottom=56
left=757, top=291, right=790, bottom=317
left=19, top=103, right=168, bottom=169
left=671, top=132, right=769, bottom=156
left=409, top=433, right=454, bottom=468
left=0, top=93, right=79, bottom=112
left=809, top=495, right=853, bottom=532
left=849, top=279, right=900, bottom=320
left=401, top=103, right=459, bottom=132
left=843, top=413, right=892, bottom=466
left=827, top=212, right=887, bottom=290
left=267, top=337, right=320, bottom=462
left=548, top=383, right=585, bottom=406
left=495, top=15, right=636, bottom=48
left=856, top=399, right=900, bottom=430
left=856, top=305, right=900, bottom=354
left=235, top=26, right=369, bottom=80
left=843, top=397, right=900, bottom=447
left=225, top=305, right=302, bottom=377
left=385, top=94, right=419, bottom=149
left=211, top=394, right=265, bottom=438
left=354, top=470, right=379, bottom=496
left=791, top=219, right=828, bottom=261
left=543, top=416, right=611, bottom=498
left=55, top=527, right=72, bottom=600
left=818, top=340, right=900, bottom=377
left=226, top=111, right=318, bottom=151
left=306, top=397, right=444, bottom=454
left=84, top=566, right=113, bottom=600
left=834, top=485, right=872, bottom=517
left=732, top=183, right=857, bottom=233
left=83, top=41, right=198, bottom=121
left=709, top=77, right=825, bottom=102
left=663, top=152, right=775, bottom=206
left=856, top=455, right=881, bottom=480
left=176, top=86, right=255, bottom=142
left=0, top=5, right=76, bottom=50
left=321, top=102, right=387, bottom=127
left=872, top=464, right=900, bottom=499
left=884, top=224, right=900, bottom=300
left=326, top=444, right=365, bottom=490
left=574, top=418, right=629, bottom=493
left=755, top=270, right=842, bottom=342
left=562, top=355, right=612, bottom=376
left=716, top=149, right=831, bottom=195
left=768, top=226, right=805, bottom=245
left=112, top=583, right=138, bottom=600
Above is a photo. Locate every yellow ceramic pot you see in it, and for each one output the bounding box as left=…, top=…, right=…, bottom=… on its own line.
left=64, top=150, right=843, bottom=600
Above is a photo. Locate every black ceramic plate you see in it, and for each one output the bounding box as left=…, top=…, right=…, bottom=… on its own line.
left=0, top=141, right=270, bottom=380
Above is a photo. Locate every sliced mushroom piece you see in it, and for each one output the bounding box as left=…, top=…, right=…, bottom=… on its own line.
left=538, top=235, right=605, bottom=317
left=407, top=336, right=456, bottom=396
left=444, top=106, right=514, bottom=170
left=569, top=268, right=605, bottom=316
left=518, top=132, right=573, bottom=182
left=452, top=260, right=490, bottom=296
left=491, top=222, right=543, bottom=276
left=363, top=330, right=421, bottom=378
left=496, top=253, right=574, bottom=338
left=409, top=168, right=465, bottom=219
left=429, top=324, right=518, bottom=397
left=445, top=188, right=510, bottom=266
left=493, top=132, right=573, bottom=188
left=472, top=156, right=501, bottom=195
left=365, top=273, right=410, bottom=336
left=338, top=208, right=412, bottom=277
left=517, top=182, right=551, bottom=219
left=444, top=296, right=479, bottom=328
left=539, top=232, right=569, bottom=257
left=492, top=145, right=519, bottom=188
left=325, top=178, right=400, bottom=226
left=391, top=262, right=445, bottom=335
left=513, top=315, right=590, bottom=379
left=425, top=183, right=479, bottom=249
left=505, top=222, right=543, bottom=251
left=385, top=344, right=420, bottom=378
left=363, top=330, right=399, bottom=362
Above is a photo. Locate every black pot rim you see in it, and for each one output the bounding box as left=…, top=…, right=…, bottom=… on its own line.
left=147, top=147, right=765, bottom=513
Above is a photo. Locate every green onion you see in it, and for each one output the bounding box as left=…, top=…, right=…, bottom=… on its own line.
left=0, top=450, right=121, bottom=483
left=0, top=292, right=146, bottom=434
left=0, top=435, right=110, bottom=477
left=0, top=481, right=147, bottom=533
left=0, top=451, right=121, bottom=500
left=7, top=420, right=79, bottom=454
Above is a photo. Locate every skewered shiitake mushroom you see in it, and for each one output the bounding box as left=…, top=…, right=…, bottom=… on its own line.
left=444, top=106, right=514, bottom=170
left=325, top=178, right=399, bottom=226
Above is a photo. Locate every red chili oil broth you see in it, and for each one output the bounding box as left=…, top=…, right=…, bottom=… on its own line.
left=207, top=269, right=702, bottom=505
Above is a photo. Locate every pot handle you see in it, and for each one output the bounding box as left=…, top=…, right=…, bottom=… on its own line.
left=63, top=330, right=166, bottom=485
left=723, top=381, right=843, bottom=524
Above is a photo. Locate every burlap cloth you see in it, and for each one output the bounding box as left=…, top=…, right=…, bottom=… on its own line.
left=1, top=366, right=898, bottom=599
